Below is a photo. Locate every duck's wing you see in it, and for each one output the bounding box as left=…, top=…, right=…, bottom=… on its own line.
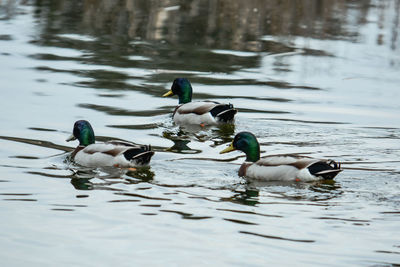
left=83, top=142, right=152, bottom=158
left=72, top=143, right=129, bottom=167
left=82, top=143, right=130, bottom=157
left=107, top=140, right=150, bottom=149
left=174, top=101, right=220, bottom=116
left=79, top=142, right=154, bottom=167
left=256, top=155, right=317, bottom=168
left=256, top=155, right=341, bottom=180
left=174, top=101, right=237, bottom=123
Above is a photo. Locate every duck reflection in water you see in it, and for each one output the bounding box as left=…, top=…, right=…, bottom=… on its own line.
left=221, top=187, right=260, bottom=206
left=246, top=179, right=342, bottom=202
left=69, top=166, right=155, bottom=190
left=162, top=128, right=202, bottom=154
left=221, top=178, right=342, bottom=206
left=162, top=122, right=235, bottom=153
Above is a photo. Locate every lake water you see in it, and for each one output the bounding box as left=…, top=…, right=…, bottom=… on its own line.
left=1, top=0, right=400, bottom=266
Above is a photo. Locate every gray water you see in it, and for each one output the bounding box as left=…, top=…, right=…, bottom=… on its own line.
left=1, top=0, right=400, bottom=266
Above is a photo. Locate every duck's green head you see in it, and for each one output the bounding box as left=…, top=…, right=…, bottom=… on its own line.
left=162, top=78, right=193, bottom=104
left=220, top=131, right=260, bottom=162
left=66, top=120, right=95, bottom=146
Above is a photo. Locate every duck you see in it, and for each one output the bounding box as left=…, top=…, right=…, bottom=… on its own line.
left=162, top=78, right=237, bottom=125
left=66, top=120, right=154, bottom=168
left=220, top=132, right=342, bottom=181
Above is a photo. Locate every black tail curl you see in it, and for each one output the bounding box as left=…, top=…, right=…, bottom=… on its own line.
left=210, top=103, right=237, bottom=122
left=123, top=145, right=154, bottom=164
left=308, top=160, right=342, bottom=180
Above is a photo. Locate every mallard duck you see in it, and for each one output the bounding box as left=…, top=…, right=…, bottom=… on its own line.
left=220, top=132, right=342, bottom=181
left=162, top=78, right=237, bottom=125
left=66, top=120, right=154, bottom=168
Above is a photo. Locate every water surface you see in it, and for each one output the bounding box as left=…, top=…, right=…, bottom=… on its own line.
left=1, top=1, right=400, bottom=266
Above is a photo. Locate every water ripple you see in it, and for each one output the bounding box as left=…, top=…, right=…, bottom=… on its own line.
left=239, top=231, right=315, bottom=243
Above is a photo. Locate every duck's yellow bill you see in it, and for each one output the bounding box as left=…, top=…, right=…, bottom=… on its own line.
left=66, top=134, right=76, bottom=142
left=162, top=90, right=174, bottom=97
left=220, top=142, right=235, bottom=154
